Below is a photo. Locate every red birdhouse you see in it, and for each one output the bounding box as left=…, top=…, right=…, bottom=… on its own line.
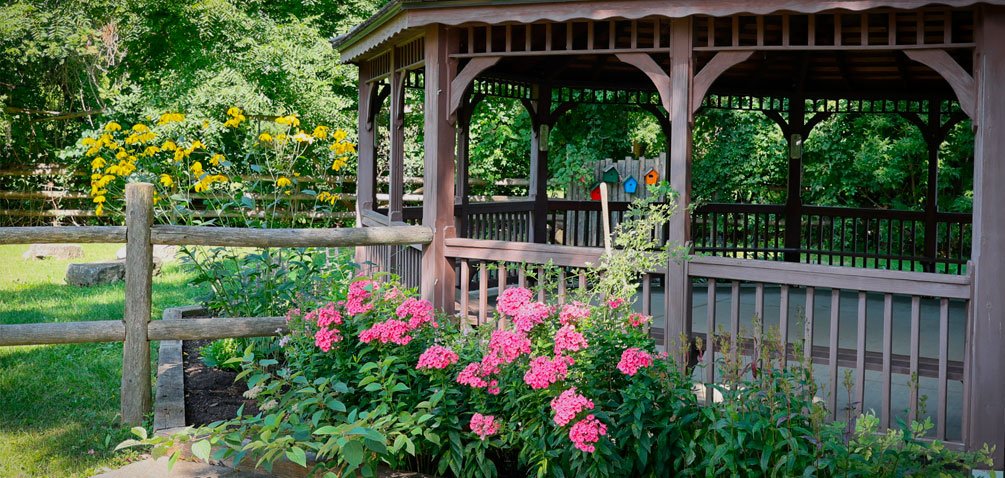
left=589, top=184, right=602, bottom=200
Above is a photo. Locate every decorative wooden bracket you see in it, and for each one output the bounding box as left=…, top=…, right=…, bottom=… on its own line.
left=691, top=50, right=754, bottom=115
left=392, top=70, right=408, bottom=129
left=364, top=83, right=390, bottom=132
left=905, top=49, right=975, bottom=120
left=448, top=56, right=501, bottom=121
left=616, top=53, right=671, bottom=112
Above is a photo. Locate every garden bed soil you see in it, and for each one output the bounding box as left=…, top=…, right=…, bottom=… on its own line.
left=183, top=339, right=258, bottom=426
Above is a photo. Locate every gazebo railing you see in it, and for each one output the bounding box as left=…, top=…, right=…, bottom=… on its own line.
left=442, top=237, right=973, bottom=448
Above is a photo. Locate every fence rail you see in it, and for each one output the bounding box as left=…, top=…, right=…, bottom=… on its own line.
left=0, top=182, right=433, bottom=425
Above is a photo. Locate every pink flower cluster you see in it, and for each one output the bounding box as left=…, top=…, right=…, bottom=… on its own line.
left=608, top=297, right=625, bottom=309
left=306, top=303, right=344, bottom=352
left=469, top=413, right=500, bottom=440
left=617, top=347, right=654, bottom=376
left=627, top=313, right=650, bottom=328
left=550, top=387, right=594, bottom=426
left=346, top=280, right=378, bottom=315
left=513, top=301, right=551, bottom=332
left=396, top=297, right=436, bottom=329
left=496, top=287, right=533, bottom=316
left=456, top=362, right=500, bottom=394
left=416, top=345, right=459, bottom=370
left=553, top=325, right=588, bottom=355
left=559, top=302, right=590, bottom=326
left=568, top=415, right=607, bottom=453
left=488, top=330, right=531, bottom=363
left=523, top=355, right=573, bottom=389
left=359, top=319, right=413, bottom=345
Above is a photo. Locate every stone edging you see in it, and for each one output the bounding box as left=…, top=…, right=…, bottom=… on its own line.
left=153, top=305, right=207, bottom=433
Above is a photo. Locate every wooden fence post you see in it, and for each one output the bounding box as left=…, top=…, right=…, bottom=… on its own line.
left=121, top=182, right=154, bottom=425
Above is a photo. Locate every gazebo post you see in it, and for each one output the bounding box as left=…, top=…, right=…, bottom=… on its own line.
left=455, top=96, right=474, bottom=240
left=783, top=95, right=805, bottom=263
left=421, top=24, right=458, bottom=313
left=664, top=17, right=693, bottom=359
left=355, top=61, right=377, bottom=266
left=389, top=49, right=406, bottom=223
left=922, top=99, right=941, bottom=273
left=529, top=83, right=551, bottom=244
left=968, top=5, right=1005, bottom=467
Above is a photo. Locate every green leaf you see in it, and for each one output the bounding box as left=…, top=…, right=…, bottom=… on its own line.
left=131, top=427, right=148, bottom=440
left=342, top=440, right=365, bottom=467
left=286, top=446, right=308, bottom=468
left=191, top=440, right=212, bottom=461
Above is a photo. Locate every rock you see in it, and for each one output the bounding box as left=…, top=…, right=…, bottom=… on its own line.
left=23, top=243, right=84, bottom=261
left=116, top=245, right=179, bottom=262
left=66, top=261, right=126, bottom=287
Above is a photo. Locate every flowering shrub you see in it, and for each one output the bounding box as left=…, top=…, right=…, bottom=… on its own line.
left=122, top=190, right=992, bottom=477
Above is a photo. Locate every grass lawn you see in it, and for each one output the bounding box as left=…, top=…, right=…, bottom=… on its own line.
left=0, top=243, right=206, bottom=477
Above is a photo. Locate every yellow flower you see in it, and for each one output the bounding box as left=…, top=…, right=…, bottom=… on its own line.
left=157, top=112, right=185, bottom=125
left=189, top=140, right=205, bottom=151
left=95, top=204, right=104, bottom=216
left=159, top=174, right=173, bottom=188
left=275, top=114, right=300, bottom=127
left=82, top=137, right=97, bottom=146
left=142, top=145, right=161, bottom=156
left=93, top=195, right=106, bottom=204
left=115, top=149, right=128, bottom=160
left=331, top=157, right=348, bottom=171
left=173, top=149, right=186, bottom=162
left=212, top=174, right=228, bottom=183
left=132, top=124, right=150, bottom=133
left=312, top=125, right=329, bottom=139
left=193, top=180, right=209, bottom=193
left=276, top=176, right=292, bottom=188
left=162, top=140, right=178, bottom=151
left=227, top=106, right=243, bottom=117
left=258, top=132, right=273, bottom=142
left=275, top=133, right=288, bottom=143
left=317, top=191, right=338, bottom=205
left=332, top=129, right=348, bottom=142
left=104, top=122, right=122, bottom=132
left=202, top=120, right=210, bottom=129
left=190, top=161, right=204, bottom=176
left=91, top=157, right=106, bottom=170
left=293, top=131, right=313, bottom=143
left=209, top=153, right=224, bottom=166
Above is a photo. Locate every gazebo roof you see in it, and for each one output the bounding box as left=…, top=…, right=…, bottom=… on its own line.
left=333, top=0, right=996, bottom=62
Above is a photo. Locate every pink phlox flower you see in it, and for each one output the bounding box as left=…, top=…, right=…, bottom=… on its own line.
left=496, top=287, right=533, bottom=316
left=457, top=362, right=491, bottom=389
left=608, top=297, right=625, bottom=309
left=523, top=355, right=573, bottom=389
left=396, top=297, right=437, bottom=329
left=559, top=302, right=590, bottom=326
left=554, top=325, right=588, bottom=355
left=313, top=302, right=343, bottom=329
left=569, top=414, right=607, bottom=453
left=513, top=301, right=551, bottom=332
left=617, top=347, right=654, bottom=376
left=416, top=345, right=459, bottom=370
left=346, top=280, right=378, bottom=315
left=358, top=319, right=413, bottom=345
left=488, top=329, right=531, bottom=364
left=469, top=413, right=500, bottom=440
left=550, top=387, right=594, bottom=426
left=314, top=327, right=341, bottom=352
left=285, top=308, right=301, bottom=323
left=486, top=379, right=500, bottom=395
left=383, top=287, right=403, bottom=301
left=627, top=313, right=651, bottom=328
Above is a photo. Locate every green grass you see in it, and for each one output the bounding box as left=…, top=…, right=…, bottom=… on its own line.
left=0, top=244, right=206, bottom=477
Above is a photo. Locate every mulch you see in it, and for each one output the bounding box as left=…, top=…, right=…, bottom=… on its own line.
left=183, top=339, right=259, bottom=426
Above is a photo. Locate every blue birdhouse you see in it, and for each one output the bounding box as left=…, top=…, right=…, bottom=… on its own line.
left=623, top=176, right=639, bottom=194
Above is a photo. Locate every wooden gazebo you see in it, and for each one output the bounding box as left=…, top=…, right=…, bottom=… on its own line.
left=335, top=1, right=1005, bottom=465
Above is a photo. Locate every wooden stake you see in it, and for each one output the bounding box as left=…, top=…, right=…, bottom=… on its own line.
left=121, top=182, right=153, bottom=425
left=600, top=182, right=612, bottom=254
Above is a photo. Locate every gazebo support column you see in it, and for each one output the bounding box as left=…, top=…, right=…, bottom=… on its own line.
left=421, top=25, right=458, bottom=313
left=389, top=52, right=406, bottom=223
left=968, top=5, right=1005, bottom=467
left=454, top=97, right=475, bottom=239
left=783, top=96, right=805, bottom=263
left=529, top=84, right=552, bottom=244
left=923, top=102, right=942, bottom=273
left=665, top=17, right=693, bottom=359
left=355, top=62, right=378, bottom=265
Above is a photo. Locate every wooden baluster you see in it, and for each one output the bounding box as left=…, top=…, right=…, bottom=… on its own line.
left=908, top=296, right=921, bottom=423
left=855, top=291, right=867, bottom=416
left=881, top=294, right=893, bottom=429
left=460, top=259, right=471, bottom=329
left=804, top=287, right=815, bottom=363
left=557, top=268, right=567, bottom=304
left=730, top=281, right=740, bottom=364
left=937, top=298, right=949, bottom=440
left=642, top=273, right=652, bottom=315
left=537, top=267, right=545, bottom=302
left=478, top=262, right=489, bottom=326
left=829, top=289, right=840, bottom=420
left=779, top=285, right=790, bottom=363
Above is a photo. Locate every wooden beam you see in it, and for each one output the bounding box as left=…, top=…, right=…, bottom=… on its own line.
left=448, top=56, right=500, bottom=119
left=616, top=52, right=671, bottom=111
left=691, top=50, right=754, bottom=114
left=968, top=5, right=1005, bottom=466
left=150, top=225, right=433, bottom=247
left=905, top=49, right=976, bottom=120
left=121, top=183, right=153, bottom=426
left=421, top=24, right=458, bottom=313
left=0, top=226, right=126, bottom=244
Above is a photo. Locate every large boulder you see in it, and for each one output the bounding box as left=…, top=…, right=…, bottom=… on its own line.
left=23, top=244, right=84, bottom=261
left=66, top=261, right=126, bottom=287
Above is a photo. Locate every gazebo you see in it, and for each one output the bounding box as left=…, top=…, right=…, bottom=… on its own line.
left=334, top=0, right=1005, bottom=464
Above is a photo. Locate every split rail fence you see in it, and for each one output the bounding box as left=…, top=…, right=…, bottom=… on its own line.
left=0, top=182, right=433, bottom=425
